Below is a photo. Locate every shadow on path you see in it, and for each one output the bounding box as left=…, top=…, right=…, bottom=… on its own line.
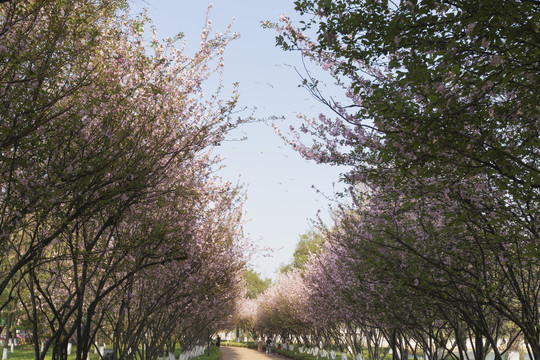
left=220, top=346, right=287, bottom=360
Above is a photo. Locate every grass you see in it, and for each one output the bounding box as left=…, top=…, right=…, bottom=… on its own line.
left=0, top=345, right=220, bottom=360
left=274, top=347, right=354, bottom=360
left=270, top=344, right=394, bottom=360
left=191, top=346, right=219, bottom=360
left=0, top=345, right=102, bottom=359
left=274, top=346, right=419, bottom=360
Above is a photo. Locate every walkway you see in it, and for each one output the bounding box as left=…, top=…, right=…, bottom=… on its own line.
left=220, top=346, right=287, bottom=360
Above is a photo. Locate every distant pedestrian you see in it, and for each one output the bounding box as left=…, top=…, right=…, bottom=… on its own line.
left=216, top=335, right=221, bottom=348
left=266, top=338, right=272, bottom=354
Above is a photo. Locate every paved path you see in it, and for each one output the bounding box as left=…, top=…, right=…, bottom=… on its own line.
left=220, top=346, right=287, bottom=360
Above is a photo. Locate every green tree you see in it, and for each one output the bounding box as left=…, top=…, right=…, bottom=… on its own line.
left=279, top=230, right=324, bottom=274
left=243, top=269, right=272, bottom=299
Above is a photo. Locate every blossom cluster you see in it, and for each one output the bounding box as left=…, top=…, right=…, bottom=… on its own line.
left=237, top=1, right=539, bottom=359
left=0, top=1, right=245, bottom=359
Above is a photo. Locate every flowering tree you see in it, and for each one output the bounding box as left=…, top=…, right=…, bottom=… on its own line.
left=234, top=297, right=259, bottom=340
left=254, top=271, right=315, bottom=345
left=0, top=0, right=238, bottom=291
left=103, top=184, right=245, bottom=360
left=1, top=1, right=245, bottom=359
left=307, top=197, right=521, bottom=360
left=265, top=0, right=539, bottom=359
left=0, top=0, right=127, bottom=306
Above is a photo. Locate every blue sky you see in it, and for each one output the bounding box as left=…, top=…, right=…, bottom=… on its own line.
left=131, top=0, right=347, bottom=280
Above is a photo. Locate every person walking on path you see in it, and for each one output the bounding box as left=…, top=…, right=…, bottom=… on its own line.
left=215, top=335, right=221, bottom=348
left=266, top=337, right=272, bottom=354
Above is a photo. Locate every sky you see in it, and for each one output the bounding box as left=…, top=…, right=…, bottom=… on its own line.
left=131, top=0, right=347, bottom=280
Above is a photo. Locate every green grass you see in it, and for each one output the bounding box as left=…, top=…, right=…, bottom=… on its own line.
left=0, top=345, right=219, bottom=360
left=273, top=348, right=319, bottom=360
left=273, top=345, right=390, bottom=360
left=274, top=346, right=409, bottom=360
left=274, top=347, right=355, bottom=360
left=0, top=345, right=103, bottom=360
left=191, top=346, right=219, bottom=360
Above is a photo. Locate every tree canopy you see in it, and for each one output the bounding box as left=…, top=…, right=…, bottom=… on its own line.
left=251, top=1, right=540, bottom=359
left=243, top=269, right=272, bottom=299
left=0, top=2, right=245, bottom=359
left=279, top=230, right=324, bottom=274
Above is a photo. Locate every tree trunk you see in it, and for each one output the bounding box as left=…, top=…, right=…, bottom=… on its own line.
left=2, top=312, right=12, bottom=360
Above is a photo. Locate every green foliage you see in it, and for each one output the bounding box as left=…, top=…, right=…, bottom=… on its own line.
left=279, top=230, right=324, bottom=274
left=283, top=0, right=540, bottom=203
left=221, top=341, right=256, bottom=348
left=243, top=269, right=272, bottom=299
